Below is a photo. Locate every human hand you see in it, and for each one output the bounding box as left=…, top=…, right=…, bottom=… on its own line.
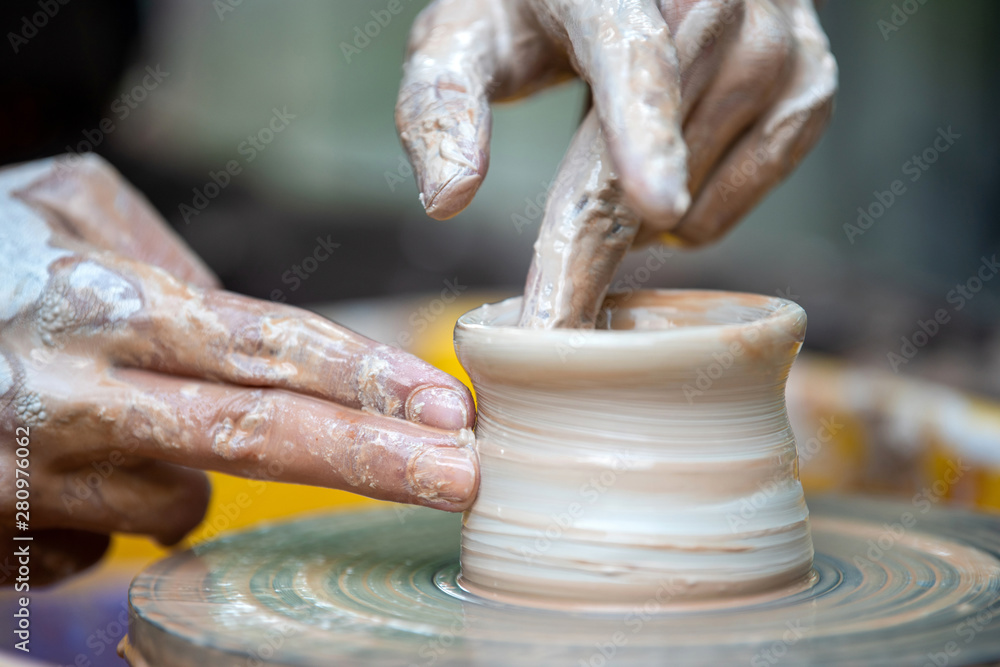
left=396, top=0, right=836, bottom=327
left=0, top=156, right=477, bottom=585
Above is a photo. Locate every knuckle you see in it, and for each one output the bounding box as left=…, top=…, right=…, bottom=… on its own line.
left=745, top=4, right=796, bottom=76
left=818, top=52, right=839, bottom=99
left=32, top=257, right=143, bottom=348
left=210, top=391, right=278, bottom=464
left=73, top=152, right=123, bottom=183
left=356, top=347, right=407, bottom=419
left=764, top=31, right=796, bottom=78
left=339, top=423, right=398, bottom=492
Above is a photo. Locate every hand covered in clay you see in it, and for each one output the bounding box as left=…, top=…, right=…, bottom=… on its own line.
left=0, top=156, right=477, bottom=585
left=396, top=0, right=836, bottom=327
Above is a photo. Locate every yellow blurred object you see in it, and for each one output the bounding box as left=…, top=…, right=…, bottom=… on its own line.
left=789, top=355, right=1000, bottom=513
left=657, top=231, right=688, bottom=247
left=409, top=295, right=486, bottom=392
left=108, top=476, right=381, bottom=563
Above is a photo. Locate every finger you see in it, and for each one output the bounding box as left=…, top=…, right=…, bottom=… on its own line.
left=520, top=110, right=640, bottom=328
left=0, top=529, right=109, bottom=587
left=56, top=253, right=474, bottom=431
left=681, top=0, right=795, bottom=195
left=395, top=0, right=498, bottom=220
left=39, top=462, right=211, bottom=547
left=397, top=0, right=568, bottom=220
left=671, top=1, right=837, bottom=245
left=659, top=0, right=746, bottom=114
left=519, top=0, right=745, bottom=310
left=12, top=154, right=219, bottom=290
left=104, top=370, right=479, bottom=511
left=545, top=0, right=689, bottom=226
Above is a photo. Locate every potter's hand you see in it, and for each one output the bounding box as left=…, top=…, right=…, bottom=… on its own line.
left=397, top=0, right=836, bottom=238
left=396, top=0, right=836, bottom=327
left=0, top=156, right=477, bottom=585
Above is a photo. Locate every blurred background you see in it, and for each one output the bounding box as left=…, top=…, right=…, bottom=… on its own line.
left=1, top=0, right=999, bottom=664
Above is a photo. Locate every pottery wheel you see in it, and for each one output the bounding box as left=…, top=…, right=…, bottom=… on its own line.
left=125, top=496, right=1000, bottom=666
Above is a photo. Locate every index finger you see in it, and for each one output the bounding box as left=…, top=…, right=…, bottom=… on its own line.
left=519, top=110, right=641, bottom=328
left=57, top=252, right=475, bottom=431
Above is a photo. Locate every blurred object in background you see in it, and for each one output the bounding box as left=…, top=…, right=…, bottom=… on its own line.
left=788, top=355, right=1000, bottom=509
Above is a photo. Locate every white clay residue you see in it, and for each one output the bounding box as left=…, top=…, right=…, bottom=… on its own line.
left=0, top=355, right=12, bottom=396
left=356, top=354, right=401, bottom=417
left=68, top=261, right=142, bottom=322
left=210, top=393, right=272, bottom=461
left=13, top=390, right=47, bottom=427
left=0, top=196, right=71, bottom=322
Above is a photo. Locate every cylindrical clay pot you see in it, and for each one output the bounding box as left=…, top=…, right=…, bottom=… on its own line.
left=454, top=290, right=813, bottom=605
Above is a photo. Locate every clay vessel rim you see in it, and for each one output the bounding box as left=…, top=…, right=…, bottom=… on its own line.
left=455, top=289, right=805, bottom=345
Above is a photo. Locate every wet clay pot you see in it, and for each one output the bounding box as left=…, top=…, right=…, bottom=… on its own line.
left=454, top=290, right=813, bottom=605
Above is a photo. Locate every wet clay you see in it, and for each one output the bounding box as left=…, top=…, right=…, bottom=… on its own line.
left=457, top=290, right=813, bottom=603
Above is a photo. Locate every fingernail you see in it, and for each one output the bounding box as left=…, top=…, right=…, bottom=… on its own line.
left=420, top=141, right=485, bottom=220
left=422, top=172, right=483, bottom=220
left=411, top=446, right=477, bottom=506
left=406, top=386, right=470, bottom=430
